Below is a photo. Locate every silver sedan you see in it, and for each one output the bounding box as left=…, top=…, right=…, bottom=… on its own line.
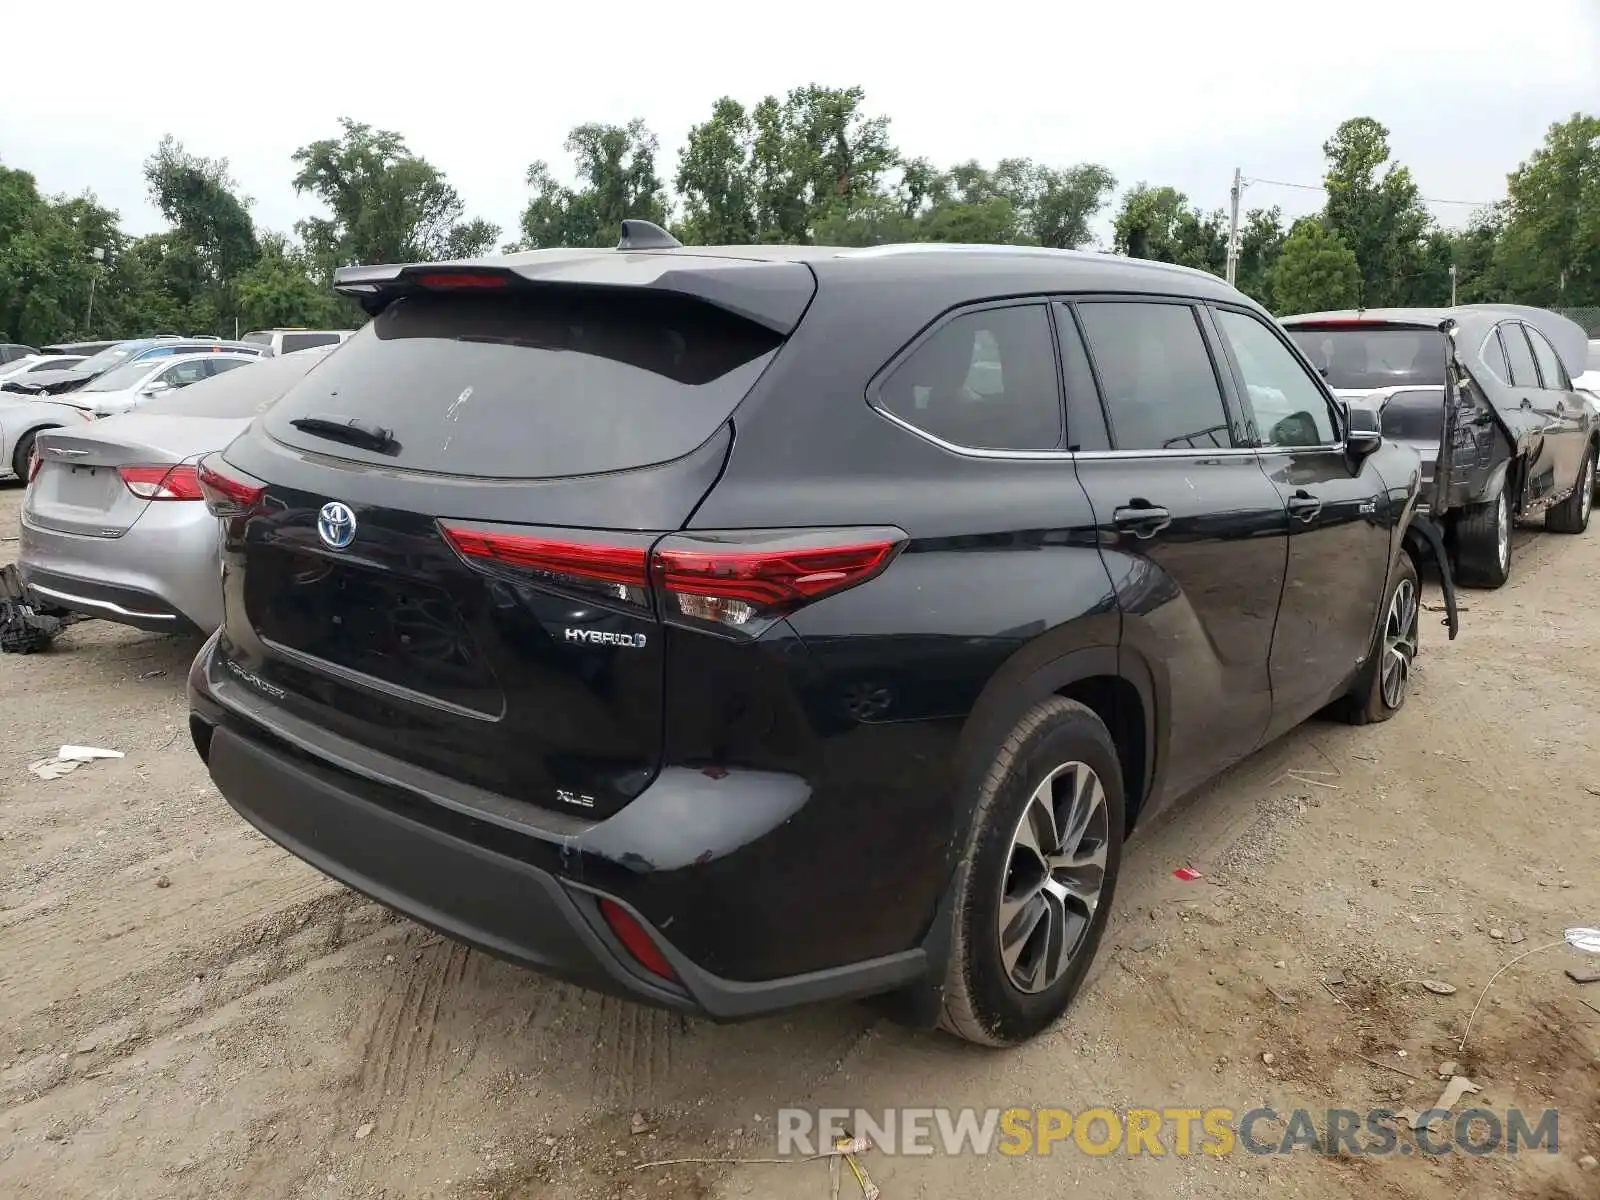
left=18, top=346, right=335, bottom=634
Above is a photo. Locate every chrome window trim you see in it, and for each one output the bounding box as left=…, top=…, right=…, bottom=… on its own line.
left=872, top=403, right=1260, bottom=460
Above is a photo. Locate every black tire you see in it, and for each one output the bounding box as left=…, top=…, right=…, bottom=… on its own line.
left=11, top=428, right=41, bottom=482
left=1544, top=444, right=1593, bottom=534
left=1338, top=552, right=1420, bottom=725
left=939, top=696, right=1125, bottom=1047
left=1454, top=487, right=1512, bottom=588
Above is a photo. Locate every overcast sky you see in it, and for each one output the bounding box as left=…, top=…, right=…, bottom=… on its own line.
left=3, top=0, right=1597, bottom=249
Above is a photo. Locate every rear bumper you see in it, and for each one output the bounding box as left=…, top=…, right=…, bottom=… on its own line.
left=19, top=504, right=221, bottom=633
left=187, top=636, right=925, bottom=1019
left=18, top=566, right=203, bottom=635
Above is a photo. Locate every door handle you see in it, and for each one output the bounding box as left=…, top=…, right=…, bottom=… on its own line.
left=1287, top=490, right=1323, bottom=523
left=1111, top=501, right=1173, bottom=539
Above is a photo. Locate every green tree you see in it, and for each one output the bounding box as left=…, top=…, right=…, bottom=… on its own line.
left=1447, top=212, right=1505, bottom=304
left=1491, top=112, right=1600, bottom=306
left=1267, top=219, right=1362, bottom=314
left=675, top=98, right=758, bottom=244
left=144, top=137, right=259, bottom=281
left=0, top=164, right=123, bottom=343
left=291, top=119, right=499, bottom=270
left=234, top=234, right=351, bottom=330
left=519, top=119, right=668, bottom=249
left=1235, top=207, right=1286, bottom=304
left=997, top=160, right=1117, bottom=249
left=1320, top=117, right=1430, bottom=307
left=1112, top=184, right=1227, bottom=271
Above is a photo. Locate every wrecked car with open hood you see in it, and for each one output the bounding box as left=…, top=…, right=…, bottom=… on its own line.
left=1282, top=305, right=1596, bottom=588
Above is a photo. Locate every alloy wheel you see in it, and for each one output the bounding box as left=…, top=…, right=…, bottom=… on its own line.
left=997, top=761, right=1109, bottom=994
left=1582, top=456, right=1594, bottom=525
left=1381, top=575, right=1418, bottom=710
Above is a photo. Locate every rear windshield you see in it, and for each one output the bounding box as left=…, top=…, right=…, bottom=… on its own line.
left=1287, top=326, right=1446, bottom=391
left=262, top=290, right=783, bottom=478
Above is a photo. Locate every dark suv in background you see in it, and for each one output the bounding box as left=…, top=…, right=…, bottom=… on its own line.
left=188, top=227, right=1456, bottom=1046
left=1283, top=306, right=1596, bottom=588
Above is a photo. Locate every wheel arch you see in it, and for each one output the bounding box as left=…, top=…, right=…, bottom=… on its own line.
left=10, top=421, right=64, bottom=477
left=955, top=643, right=1157, bottom=838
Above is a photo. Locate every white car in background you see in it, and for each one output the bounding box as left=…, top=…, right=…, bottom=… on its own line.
left=0, top=397, right=95, bottom=480
left=1574, top=339, right=1600, bottom=393
left=0, top=355, right=88, bottom=383
left=240, top=328, right=355, bottom=356
left=60, top=353, right=258, bottom=418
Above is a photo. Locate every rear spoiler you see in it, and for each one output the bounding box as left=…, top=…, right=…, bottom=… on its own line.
left=332, top=225, right=815, bottom=334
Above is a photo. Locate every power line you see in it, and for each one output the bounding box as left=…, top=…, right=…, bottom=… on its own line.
left=1245, top=176, right=1495, bottom=208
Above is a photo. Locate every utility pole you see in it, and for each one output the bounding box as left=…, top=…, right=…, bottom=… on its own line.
left=84, top=247, right=105, bottom=333
left=1224, top=168, right=1243, bottom=288
left=1449, top=264, right=1457, bottom=307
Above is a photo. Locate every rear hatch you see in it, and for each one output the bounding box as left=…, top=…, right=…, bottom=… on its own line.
left=28, top=415, right=249, bottom=537
left=210, top=263, right=811, bottom=819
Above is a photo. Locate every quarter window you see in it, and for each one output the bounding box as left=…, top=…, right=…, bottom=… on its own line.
left=1214, top=308, right=1336, bottom=447
left=1524, top=325, right=1569, bottom=390
left=1076, top=301, right=1232, bottom=451
left=1480, top=329, right=1511, bottom=385
left=877, top=305, right=1062, bottom=451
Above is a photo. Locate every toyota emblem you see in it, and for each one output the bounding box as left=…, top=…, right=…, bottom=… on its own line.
left=317, top=501, right=357, bottom=550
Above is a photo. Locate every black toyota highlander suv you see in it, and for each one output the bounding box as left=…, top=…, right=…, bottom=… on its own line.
left=187, top=225, right=1459, bottom=1046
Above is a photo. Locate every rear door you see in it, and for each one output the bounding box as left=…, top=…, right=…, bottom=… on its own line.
left=1497, top=321, right=1565, bottom=502
left=213, top=281, right=795, bottom=820
left=1522, top=322, right=1587, bottom=494
left=1067, top=297, right=1288, bottom=799
left=1210, top=304, right=1391, bottom=731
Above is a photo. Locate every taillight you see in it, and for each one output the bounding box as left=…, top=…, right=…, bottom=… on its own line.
left=439, top=524, right=653, bottom=608
left=196, top=454, right=268, bottom=517
left=119, top=464, right=205, bottom=501
left=652, top=531, right=903, bottom=632
left=441, top=522, right=906, bottom=634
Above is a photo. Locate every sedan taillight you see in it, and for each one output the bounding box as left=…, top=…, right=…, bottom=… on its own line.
left=119, top=464, right=205, bottom=501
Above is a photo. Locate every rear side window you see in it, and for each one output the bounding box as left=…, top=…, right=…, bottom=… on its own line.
left=1524, top=325, right=1569, bottom=389
left=263, top=290, right=783, bottom=479
left=877, top=305, right=1062, bottom=451
left=280, top=332, right=340, bottom=353
left=1076, top=302, right=1232, bottom=451
left=1500, top=324, right=1537, bottom=387
left=207, top=357, right=251, bottom=377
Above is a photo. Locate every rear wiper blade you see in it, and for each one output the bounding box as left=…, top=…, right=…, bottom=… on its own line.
left=289, top=414, right=396, bottom=453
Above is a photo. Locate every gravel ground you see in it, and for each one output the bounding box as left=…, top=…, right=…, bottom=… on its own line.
left=0, top=479, right=1596, bottom=1200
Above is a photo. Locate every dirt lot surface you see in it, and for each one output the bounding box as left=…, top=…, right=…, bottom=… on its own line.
left=1, top=479, right=1597, bottom=1200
